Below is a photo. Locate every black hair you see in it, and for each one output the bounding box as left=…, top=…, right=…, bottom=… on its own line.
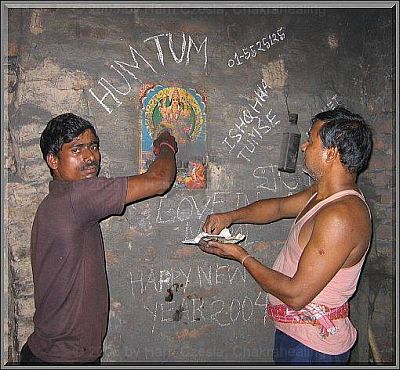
left=312, top=106, right=373, bottom=174
left=40, top=113, right=99, bottom=160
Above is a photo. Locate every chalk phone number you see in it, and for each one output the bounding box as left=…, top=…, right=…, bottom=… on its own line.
left=227, top=27, right=286, bottom=68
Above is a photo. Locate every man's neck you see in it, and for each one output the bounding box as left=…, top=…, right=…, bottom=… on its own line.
left=314, top=171, right=358, bottom=200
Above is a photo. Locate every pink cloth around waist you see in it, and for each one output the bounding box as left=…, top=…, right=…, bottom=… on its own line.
left=267, top=302, right=349, bottom=338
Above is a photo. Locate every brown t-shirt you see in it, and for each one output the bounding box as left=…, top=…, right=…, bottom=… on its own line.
left=28, top=176, right=127, bottom=362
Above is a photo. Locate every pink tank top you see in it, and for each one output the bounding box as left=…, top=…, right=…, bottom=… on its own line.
left=268, top=189, right=371, bottom=355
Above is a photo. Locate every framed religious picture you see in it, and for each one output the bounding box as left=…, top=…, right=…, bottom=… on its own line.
left=140, top=85, right=207, bottom=189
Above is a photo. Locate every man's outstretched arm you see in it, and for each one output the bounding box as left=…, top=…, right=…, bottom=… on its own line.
left=125, top=131, right=177, bottom=204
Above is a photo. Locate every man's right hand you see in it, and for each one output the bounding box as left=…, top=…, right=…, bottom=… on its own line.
left=202, top=213, right=233, bottom=234
left=153, top=130, right=178, bottom=156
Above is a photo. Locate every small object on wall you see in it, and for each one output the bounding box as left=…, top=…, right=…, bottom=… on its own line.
left=278, top=113, right=301, bottom=173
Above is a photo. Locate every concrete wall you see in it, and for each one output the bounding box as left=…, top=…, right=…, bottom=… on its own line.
left=3, top=6, right=396, bottom=364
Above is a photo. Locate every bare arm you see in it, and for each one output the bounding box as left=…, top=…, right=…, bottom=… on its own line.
left=125, top=132, right=177, bottom=204
left=203, top=184, right=316, bottom=234
left=201, top=199, right=369, bottom=310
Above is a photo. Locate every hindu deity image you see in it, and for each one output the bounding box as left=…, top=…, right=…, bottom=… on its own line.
left=158, top=88, right=193, bottom=144
left=140, top=85, right=207, bottom=189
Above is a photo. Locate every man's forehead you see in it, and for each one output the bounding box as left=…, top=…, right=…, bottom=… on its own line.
left=74, top=129, right=97, bottom=141
left=65, top=129, right=98, bottom=146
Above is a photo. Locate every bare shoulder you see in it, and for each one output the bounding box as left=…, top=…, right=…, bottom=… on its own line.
left=314, top=195, right=371, bottom=266
left=324, top=194, right=369, bottom=221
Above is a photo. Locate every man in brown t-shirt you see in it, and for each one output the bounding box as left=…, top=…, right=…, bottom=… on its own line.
left=20, top=113, right=177, bottom=365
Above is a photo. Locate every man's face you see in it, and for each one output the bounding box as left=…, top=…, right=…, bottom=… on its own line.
left=47, top=128, right=100, bottom=181
left=300, top=120, right=326, bottom=180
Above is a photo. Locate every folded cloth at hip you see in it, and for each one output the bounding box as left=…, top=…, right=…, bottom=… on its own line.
left=266, top=302, right=349, bottom=338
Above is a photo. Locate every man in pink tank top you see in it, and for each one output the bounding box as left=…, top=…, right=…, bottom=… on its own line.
left=200, top=106, right=373, bottom=365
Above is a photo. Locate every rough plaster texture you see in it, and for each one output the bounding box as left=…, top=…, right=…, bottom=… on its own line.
left=3, top=7, right=395, bottom=365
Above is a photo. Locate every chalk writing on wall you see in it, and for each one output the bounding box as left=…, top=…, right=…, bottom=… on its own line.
left=155, top=191, right=264, bottom=225
left=144, top=33, right=207, bottom=71
left=153, top=193, right=259, bottom=243
left=154, top=173, right=308, bottom=224
left=121, top=172, right=309, bottom=251
left=129, top=264, right=246, bottom=295
left=143, top=292, right=267, bottom=333
left=128, top=264, right=269, bottom=333
left=227, top=26, right=286, bottom=68
left=321, top=94, right=342, bottom=112
left=156, top=174, right=307, bottom=219
left=222, top=80, right=281, bottom=162
left=89, top=32, right=208, bottom=114
left=253, top=164, right=311, bottom=193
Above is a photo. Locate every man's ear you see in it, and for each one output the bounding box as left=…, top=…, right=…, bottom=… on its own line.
left=325, top=147, right=339, bottom=163
left=46, top=153, right=58, bottom=170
